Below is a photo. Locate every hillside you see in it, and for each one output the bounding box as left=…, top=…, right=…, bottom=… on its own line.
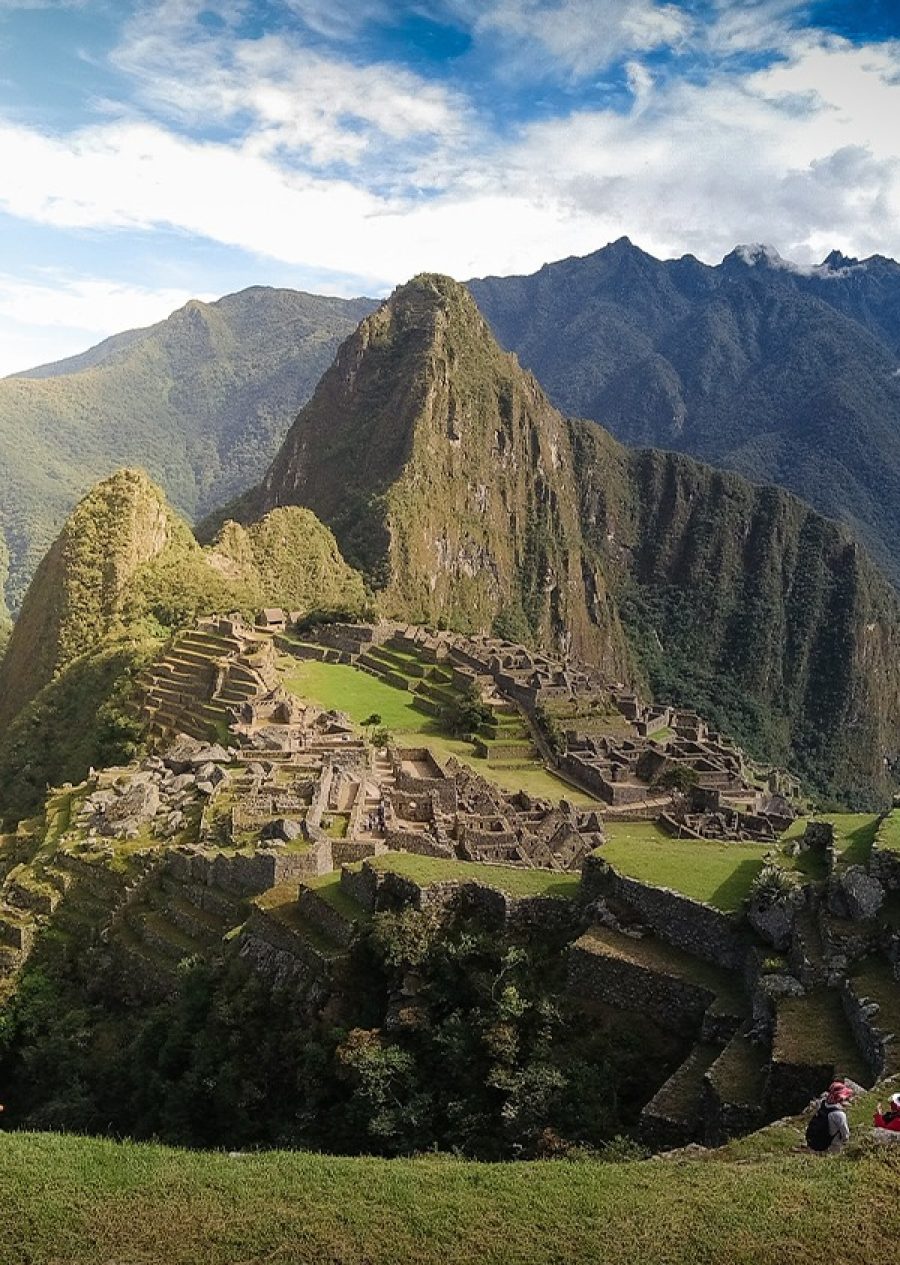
left=2, top=1124, right=899, bottom=1265
left=468, top=240, right=900, bottom=586
left=0, top=286, right=375, bottom=611
left=0, top=470, right=366, bottom=821
left=231, top=274, right=900, bottom=803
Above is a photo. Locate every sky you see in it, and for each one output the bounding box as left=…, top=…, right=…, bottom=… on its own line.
left=1, top=0, right=899, bottom=374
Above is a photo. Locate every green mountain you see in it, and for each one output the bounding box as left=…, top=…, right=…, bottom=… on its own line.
left=0, top=469, right=366, bottom=822
left=235, top=274, right=900, bottom=804
left=468, top=240, right=900, bottom=587
left=0, top=285, right=375, bottom=612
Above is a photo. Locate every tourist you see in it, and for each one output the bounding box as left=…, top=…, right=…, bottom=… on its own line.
left=873, top=1093, right=900, bottom=1133
left=805, top=1081, right=854, bottom=1154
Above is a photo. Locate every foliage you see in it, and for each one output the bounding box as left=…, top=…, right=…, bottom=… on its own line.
left=470, top=238, right=900, bottom=590
left=441, top=684, right=493, bottom=737
left=0, top=907, right=676, bottom=1161
left=750, top=863, right=797, bottom=907
left=0, top=287, right=375, bottom=612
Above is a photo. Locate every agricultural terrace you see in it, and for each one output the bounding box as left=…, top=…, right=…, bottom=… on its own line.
left=359, top=852, right=582, bottom=900
left=780, top=813, right=882, bottom=878
left=279, top=657, right=597, bottom=804
left=600, top=821, right=771, bottom=912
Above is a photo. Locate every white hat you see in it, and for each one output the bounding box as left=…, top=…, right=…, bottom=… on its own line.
left=890, top=1092, right=900, bottom=1110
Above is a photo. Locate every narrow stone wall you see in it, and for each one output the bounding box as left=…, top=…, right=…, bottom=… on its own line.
left=842, top=977, right=898, bottom=1079
left=581, top=854, right=748, bottom=969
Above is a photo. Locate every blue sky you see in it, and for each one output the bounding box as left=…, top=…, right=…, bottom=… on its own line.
left=0, top=0, right=899, bottom=372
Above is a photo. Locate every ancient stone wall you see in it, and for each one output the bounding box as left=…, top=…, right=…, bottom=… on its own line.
left=842, top=976, right=898, bottom=1079
left=567, top=938, right=715, bottom=1035
left=581, top=854, right=748, bottom=968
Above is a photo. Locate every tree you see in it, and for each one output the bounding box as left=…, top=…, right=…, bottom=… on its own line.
left=441, top=685, right=492, bottom=737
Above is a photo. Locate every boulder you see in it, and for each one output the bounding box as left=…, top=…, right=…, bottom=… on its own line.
left=97, top=780, right=160, bottom=836
left=831, top=866, right=884, bottom=921
left=261, top=817, right=305, bottom=843
left=748, top=893, right=798, bottom=950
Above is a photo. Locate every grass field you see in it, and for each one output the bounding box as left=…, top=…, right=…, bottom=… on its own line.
left=2, top=1129, right=900, bottom=1265
left=281, top=658, right=596, bottom=804
left=362, top=851, right=582, bottom=899
left=600, top=821, right=770, bottom=912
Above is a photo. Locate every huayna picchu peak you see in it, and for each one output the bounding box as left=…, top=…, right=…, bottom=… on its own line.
left=210, top=273, right=900, bottom=807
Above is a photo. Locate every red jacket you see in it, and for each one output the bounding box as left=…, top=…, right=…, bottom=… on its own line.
left=873, top=1110, right=900, bottom=1132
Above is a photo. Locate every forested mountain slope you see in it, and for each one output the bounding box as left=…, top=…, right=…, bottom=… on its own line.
left=0, top=286, right=375, bottom=611
left=469, top=240, right=900, bottom=586
left=233, top=274, right=900, bottom=804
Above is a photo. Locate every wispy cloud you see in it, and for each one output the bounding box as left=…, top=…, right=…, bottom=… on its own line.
left=1, top=0, right=899, bottom=368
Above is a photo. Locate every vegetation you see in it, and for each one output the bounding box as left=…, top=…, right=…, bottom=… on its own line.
left=0, top=904, right=672, bottom=1160
left=362, top=852, right=581, bottom=899
left=240, top=272, right=900, bottom=806
left=3, top=1129, right=900, bottom=1265
left=0, top=286, right=375, bottom=612
left=600, top=822, right=770, bottom=912
left=470, top=237, right=900, bottom=589
left=0, top=471, right=367, bottom=821
left=441, top=683, right=493, bottom=737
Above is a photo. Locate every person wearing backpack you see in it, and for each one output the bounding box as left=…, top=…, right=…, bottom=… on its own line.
left=873, top=1093, right=900, bottom=1133
left=805, top=1081, right=853, bottom=1154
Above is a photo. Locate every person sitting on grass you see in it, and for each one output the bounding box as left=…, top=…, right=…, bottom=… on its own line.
left=805, top=1081, right=855, bottom=1154
left=873, top=1093, right=900, bottom=1134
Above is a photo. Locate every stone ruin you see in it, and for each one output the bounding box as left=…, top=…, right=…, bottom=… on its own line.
left=377, top=750, right=603, bottom=871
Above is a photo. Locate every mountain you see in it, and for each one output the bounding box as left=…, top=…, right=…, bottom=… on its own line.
left=232, top=273, right=900, bottom=804
left=0, top=285, right=376, bottom=612
left=468, top=239, right=900, bottom=586
left=0, top=469, right=366, bottom=821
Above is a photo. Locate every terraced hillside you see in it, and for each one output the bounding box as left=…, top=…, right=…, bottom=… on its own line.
left=139, top=623, right=278, bottom=744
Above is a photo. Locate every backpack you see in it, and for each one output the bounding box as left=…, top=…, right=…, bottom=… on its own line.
left=805, top=1103, right=834, bottom=1152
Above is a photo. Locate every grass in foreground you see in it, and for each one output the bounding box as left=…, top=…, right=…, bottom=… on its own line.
left=2, top=1130, right=900, bottom=1265
left=362, top=852, right=582, bottom=899
left=600, top=822, right=769, bottom=912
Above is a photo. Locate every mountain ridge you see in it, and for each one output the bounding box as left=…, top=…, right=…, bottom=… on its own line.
left=231, top=272, right=900, bottom=804
left=468, top=238, right=900, bottom=585
left=0, top=284, right=376, bottom=611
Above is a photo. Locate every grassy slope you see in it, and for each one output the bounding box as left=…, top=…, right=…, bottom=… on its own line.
left=2, top=1130, right=899, bottom=1265
left=364, top=851, right=582, bottom=899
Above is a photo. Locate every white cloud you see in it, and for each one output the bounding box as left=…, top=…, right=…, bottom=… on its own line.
left=2, top=3, right=900, bottom=369
left=111, top=2, right=471, bottom=176
left=0, top=273, right=212, bottom=375
left=4, top=31, right=900, bottom=292
left=457, top=0, right=690, bottom=76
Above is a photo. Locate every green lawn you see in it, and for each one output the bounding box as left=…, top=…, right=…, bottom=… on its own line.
left=600, top=821, right=769, bottom=912
left=874, top=810, right=900, bottom=854
left=281, top=658, right=597, bottom=805
left=362, top=852, right=582, bottom=899
left=3, top=1130, right=900, bottom=1265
